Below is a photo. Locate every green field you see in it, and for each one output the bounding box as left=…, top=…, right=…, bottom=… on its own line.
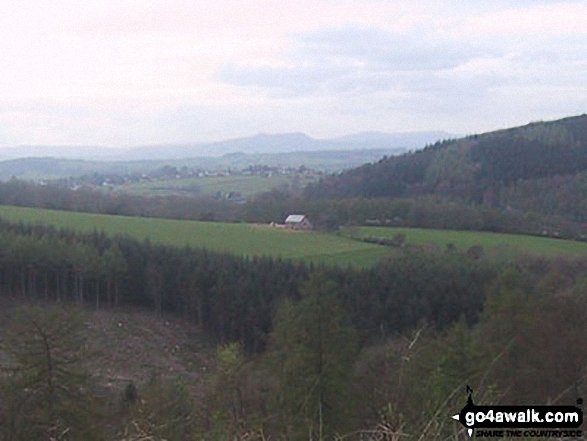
left=354, top=226, right=587, bottom=257
left=122, top=174, right=316, bottom=198
left=1, top=205, right=585, bottom=268
left=0, top=205, right=389, bottom=267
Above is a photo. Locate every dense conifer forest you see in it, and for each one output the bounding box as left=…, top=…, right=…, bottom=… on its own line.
left=0, top=219, right=492, bottom=351
left=305, top=115, right=587, bottom=205
left=1, top=215, right=587, bottom=439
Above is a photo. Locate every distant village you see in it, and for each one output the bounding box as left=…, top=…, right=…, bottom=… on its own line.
left=44, top=164, right=319, bottom=198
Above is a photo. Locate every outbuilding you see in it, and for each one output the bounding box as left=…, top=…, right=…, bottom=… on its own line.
left=284, top=214, right=313, bottom=230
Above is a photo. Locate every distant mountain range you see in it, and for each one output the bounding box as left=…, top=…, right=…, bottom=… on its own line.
left=124, top=131, right=455, bottom=160
left=0, top=149, right=427, bottom=181
left=0, top=131, right=456, bottom=162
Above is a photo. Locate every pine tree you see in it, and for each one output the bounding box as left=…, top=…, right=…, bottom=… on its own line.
left=268, top=273, right=358, bottom=439
left=0, top=305, right=100, bottom=440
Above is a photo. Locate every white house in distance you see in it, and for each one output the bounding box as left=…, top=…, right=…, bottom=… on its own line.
left=284, top=214, right=313, bottom=231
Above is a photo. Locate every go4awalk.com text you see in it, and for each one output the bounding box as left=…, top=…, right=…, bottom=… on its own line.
left=451, top=387, right=583, bottom=438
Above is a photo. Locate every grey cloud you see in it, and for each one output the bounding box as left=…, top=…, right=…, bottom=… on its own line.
left=216, top=25, right=491, bottom=97
left=216, top=63, right=354, bottom=97
left=299, top=26, right=481, bottom=72
left=520, top=35, right=587, bottom=66
left=215, top=21, right=587, bottom=133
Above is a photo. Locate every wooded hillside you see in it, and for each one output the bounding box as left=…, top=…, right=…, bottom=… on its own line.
left=305, top=115, right=587, bottom=221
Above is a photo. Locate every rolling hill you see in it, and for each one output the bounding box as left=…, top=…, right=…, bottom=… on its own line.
left=111, top=131, right=454, bottom=160
left=0, top=131, right=454, bottom=162
left=0, top=148, right=412, bottom=181
left=305, top=114, right=587, bottom=223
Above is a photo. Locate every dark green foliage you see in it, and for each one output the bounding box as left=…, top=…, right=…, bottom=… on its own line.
left=244, top=194, right=583, bottom=239
left=306, top=114, right=587, bottom=201
left=302, top=114, right=587, bottom=231
left=499, top=171, right=587, bottom=222
left=349, top=255, right=587, bottom=438
left=0, top=218, right=496, bottom=353
left=474, top=264, right=587, bottom=404
left=1, top=215, right=587, bottom=438
left=267, top=274, right=359, bottom=438
left=119, top=377, right=195, bottom=441
left=0, top=179, right=241, bottom=222
left=362, top=250, right=495, bottom=335
left=0, top=305, right=101, bottom=441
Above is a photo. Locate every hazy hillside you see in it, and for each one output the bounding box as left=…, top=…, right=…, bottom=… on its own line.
left=0, top=148, right=411, bottom=181
left=332, top=130, right=454, bottom=149
left=305, top=114, right=587, bottom=221
left=0, top=145, right=118, bottom=161
left=0, top=131, right=454, bottom=163
left=120, top=131, right=454, bottom=160
left=0, top=131, right=458, bottom=181
left=0, top=157, right=152, bottom=181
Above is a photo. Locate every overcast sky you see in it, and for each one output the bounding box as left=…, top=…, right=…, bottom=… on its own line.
left=0, top=0, right=586, bottom=148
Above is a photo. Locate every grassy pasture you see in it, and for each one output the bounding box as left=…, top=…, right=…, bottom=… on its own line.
left=355, top=226, right=587, bottom=257
left=0, top=205, right=389, bottom=267
left=1, top=205, right=584, bottom=269
left=123, top=174, right=315, bottom=198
